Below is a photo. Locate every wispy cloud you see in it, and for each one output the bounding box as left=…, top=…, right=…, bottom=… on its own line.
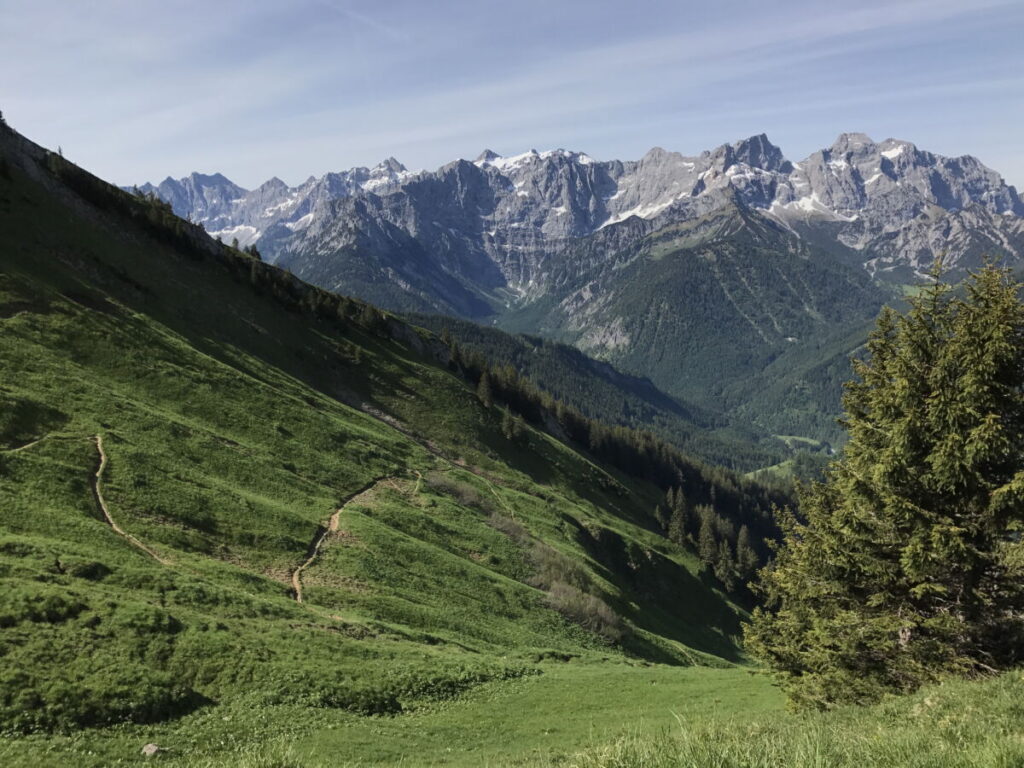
left=1, top=0, right=1021, bottom=186
left=309, top=0, right=411, bottom=42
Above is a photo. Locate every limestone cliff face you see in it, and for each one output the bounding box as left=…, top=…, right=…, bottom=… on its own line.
left=138, top=133, right=1024, bottom=318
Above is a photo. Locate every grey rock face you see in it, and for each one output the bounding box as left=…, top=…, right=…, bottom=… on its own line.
left=136, top=173, right=246, bottom=233
left=137, top=132, right=1024, bottom=312
left=135, top=159, right=420, bottom=248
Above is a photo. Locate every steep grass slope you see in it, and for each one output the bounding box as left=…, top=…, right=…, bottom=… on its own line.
left=0, top=125, right=770, bottom=763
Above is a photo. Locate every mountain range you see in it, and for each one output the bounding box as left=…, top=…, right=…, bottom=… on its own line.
left=139, top=133, right=1024, bottom=292
left=137, top=134, right=1024, bottom=444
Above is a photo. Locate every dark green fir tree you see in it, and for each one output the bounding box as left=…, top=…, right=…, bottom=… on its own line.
left=746, top=265, right=1024, bottom=708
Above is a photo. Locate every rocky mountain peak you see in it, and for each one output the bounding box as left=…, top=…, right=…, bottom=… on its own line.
left=188, top=171, right=234, bottom=186
left=829, top=132, right=876, bottom=155
left=639, top=146, right=681, bottom=166
left=731, top=134, right=789, bottom=172
left=375, top=157, right=407, bottom=174
left=260, top=177, right=288, bottom=192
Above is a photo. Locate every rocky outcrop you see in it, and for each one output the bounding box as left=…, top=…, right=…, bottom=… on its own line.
left=136, top=133, right=1024, bottom=315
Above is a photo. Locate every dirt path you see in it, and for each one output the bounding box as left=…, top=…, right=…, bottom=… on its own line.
left=4, top=436, right=48, bottom=453
left=91, top=434, right=170, bottom=565
left=3, top=433, right=79, bottom=454
left=290, top=475, right=391, bottom=603
left=358, top=405, right=517, bottom=518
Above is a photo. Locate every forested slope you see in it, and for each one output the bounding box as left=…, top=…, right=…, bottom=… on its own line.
left=407, top=313, right=789, bottom=471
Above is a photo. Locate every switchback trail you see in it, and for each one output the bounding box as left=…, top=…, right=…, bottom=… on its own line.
left=3, top=433, right=78, bottom=454
left=359, top=405, right=519, bottom=518
left=4, top=436, right=48, bottom=453
left=290, top=475, right=392, bottom=603
left=91, top=434, right=170, bottom=565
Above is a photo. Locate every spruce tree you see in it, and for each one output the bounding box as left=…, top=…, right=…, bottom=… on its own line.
left=665, top=508, right=680, bottom=543
left=746, top=265, right=1024, bottom=708
left=714, top=539, right=737, bottom=591
left=697, top=508, right=718, bottom=569
left=736, top=525, right=760, bottom=580
left=654, top=504, right=669, bottom=532
left=501, top=406, right=514, bottom=440
left=668, top=489, right=690, bottom=545
left=358, top=303, right=378, bottom=331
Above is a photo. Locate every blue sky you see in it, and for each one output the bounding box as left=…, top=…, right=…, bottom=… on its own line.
left=3, top=0, right=1023, bottom=188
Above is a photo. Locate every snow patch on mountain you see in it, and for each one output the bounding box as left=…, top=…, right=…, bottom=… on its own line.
left=139, top=132, right=1024, bottom=288
left=209, top=225, right=260, bottom=246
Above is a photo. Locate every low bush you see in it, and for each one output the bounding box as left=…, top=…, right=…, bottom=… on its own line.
left=425, top=472, right=494, bottom=513
left=111, top=603, right=182, bottom=635
left=528, top=541, right=589, bottom=592
left=66, top=559, right=111, bottom=581
left=489, top=511, right=529, bottom=542
left=546, top=582, right=623, bottom=642
left=0, top=663, right=205, bottom=734
left=0, top=585, right=86, bottom=627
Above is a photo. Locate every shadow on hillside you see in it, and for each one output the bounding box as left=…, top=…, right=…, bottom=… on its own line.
left=572, top=519, right=745, bottom=665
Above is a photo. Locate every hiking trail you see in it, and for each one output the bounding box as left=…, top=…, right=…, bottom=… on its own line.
left=91, top=434, right=170, bottom=565
left=290, top=475, right=391, bottom=603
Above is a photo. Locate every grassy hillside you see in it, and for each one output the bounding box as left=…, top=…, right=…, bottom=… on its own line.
left=0, top=124, right=790, bottom=763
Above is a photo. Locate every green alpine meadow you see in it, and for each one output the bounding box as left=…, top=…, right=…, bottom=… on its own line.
left=4, top=3, right=1024, bottom=765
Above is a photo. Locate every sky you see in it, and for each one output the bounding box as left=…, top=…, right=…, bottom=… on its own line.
left=2, top=0, right=1023, bottom=189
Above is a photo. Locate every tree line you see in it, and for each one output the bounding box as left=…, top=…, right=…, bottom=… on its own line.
left=445, top=328, right=789, bottom=590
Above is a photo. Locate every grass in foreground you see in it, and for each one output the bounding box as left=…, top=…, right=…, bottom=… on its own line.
left=14, top=668, right=1021, bottom=767
left=0, top=665, right=781, bottom=767
left=565, top=671, right=1024, bottom=768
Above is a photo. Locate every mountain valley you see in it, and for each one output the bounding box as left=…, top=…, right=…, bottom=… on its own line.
left=4, top=106, right=1024, bottom=766
left=8, top=1, right=1024, bottom=764
left=134, top=132, right=1024, bottom=446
